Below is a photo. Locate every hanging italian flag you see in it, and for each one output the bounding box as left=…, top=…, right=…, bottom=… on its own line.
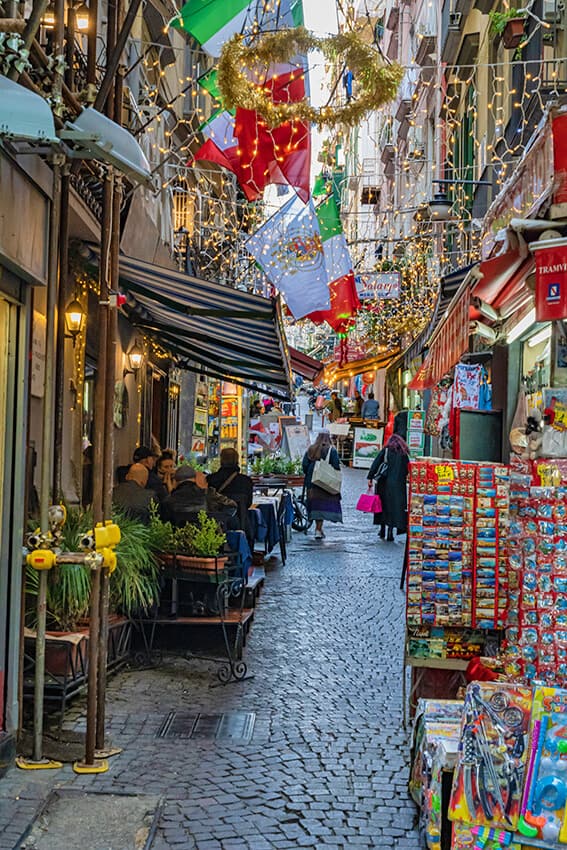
left=169, top=0, right=252, bottom=57
left=169, top=0, right=304, bottom=57
left=306, top=194, right=360, bottom=333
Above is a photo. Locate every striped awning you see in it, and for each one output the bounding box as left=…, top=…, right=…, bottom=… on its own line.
left=289, top=347, right=323, bottom=381
left=88, top=249, right=293, bottom=399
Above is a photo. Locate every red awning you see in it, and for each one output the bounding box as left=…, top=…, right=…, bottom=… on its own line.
left=408, top=286, right=471, bottom=390
left=472, top=250, right=534, bottom=319
left=289, top=346, right=323, bottom=381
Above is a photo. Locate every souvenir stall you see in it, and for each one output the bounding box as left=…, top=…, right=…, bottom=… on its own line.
left=405, top=458, right=510, bottom=720
left=408, top=452, right=567, bottom=850
left=421, top=363, right=496, bottom=462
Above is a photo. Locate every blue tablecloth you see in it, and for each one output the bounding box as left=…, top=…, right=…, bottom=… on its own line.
left=225, top=530, right=252, bottom=580
left=249, top=501, right=279, bottom=552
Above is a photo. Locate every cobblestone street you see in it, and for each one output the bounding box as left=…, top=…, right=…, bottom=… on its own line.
left=0, top=467, right=419, bottom=849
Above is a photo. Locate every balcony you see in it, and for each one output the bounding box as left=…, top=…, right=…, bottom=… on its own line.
left=415, top=32, right=437, bottom=65
left=441, top=0, right=463, bottom=63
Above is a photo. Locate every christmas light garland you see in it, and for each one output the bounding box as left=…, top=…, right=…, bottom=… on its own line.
left=217, top=27, right=404, bottom=130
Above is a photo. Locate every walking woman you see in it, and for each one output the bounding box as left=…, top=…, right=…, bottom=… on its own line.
left=367, top=434, right=409, bottom=541
left=302, top=430, right=343, bottom=539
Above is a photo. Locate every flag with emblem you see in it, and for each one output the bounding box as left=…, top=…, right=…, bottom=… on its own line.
left=246, top=195, right=331, bottom=318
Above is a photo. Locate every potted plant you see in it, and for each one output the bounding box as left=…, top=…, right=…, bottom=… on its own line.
left=250, top=455, right=304, bottom=484
left=148, top=508, right=227, bottom=573
left=25, top=506, right=161, bottom=675
left=489, top=8, right=526, bottom=49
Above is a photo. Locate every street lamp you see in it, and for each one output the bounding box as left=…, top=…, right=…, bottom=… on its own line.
left=124, top=342, right=144, bottom=376
left=64, top=297, right=86, bottom=346
left=74, top=1, right=90, bottom=30
left=426, top=192, right=454, bottom=222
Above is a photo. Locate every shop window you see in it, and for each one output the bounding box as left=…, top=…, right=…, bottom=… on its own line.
left=522, top=324, right=551, bottom=394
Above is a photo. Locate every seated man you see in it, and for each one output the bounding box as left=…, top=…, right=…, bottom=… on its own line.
left=207, top=448, right=253, bottom=538
left=112, top=463, right=156, bottom=524
left=162, top=466, right=238, bottom=528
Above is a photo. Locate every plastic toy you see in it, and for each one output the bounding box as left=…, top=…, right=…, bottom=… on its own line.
left=518, top=686, right=567, bottom=843
left=449, top=682, right=531, bottom=830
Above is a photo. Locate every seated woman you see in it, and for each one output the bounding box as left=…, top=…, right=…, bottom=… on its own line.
left=207, top=448, right=253, bottom=537
left=162, top=465, right=237, bottom=529
left=157, top=450, right=177, bottom=495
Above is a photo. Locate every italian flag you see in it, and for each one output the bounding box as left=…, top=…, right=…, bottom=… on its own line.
left=170, top=0, right=303, bottom=58
left=307, top=194, right=360, bottom=332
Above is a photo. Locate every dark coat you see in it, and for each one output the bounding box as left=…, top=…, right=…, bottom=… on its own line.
left=112, top=481, right=156, bottom=524
left=367, top=447, right=409, bottom=531
left=207, top=466, right=253, bottom=537
left=161, top=480, right=207, bottom=526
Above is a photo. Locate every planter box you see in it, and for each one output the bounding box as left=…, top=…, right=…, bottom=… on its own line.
left=502, top=17, right=525, bottom=48
left=251, top=475, right=305, bottom=488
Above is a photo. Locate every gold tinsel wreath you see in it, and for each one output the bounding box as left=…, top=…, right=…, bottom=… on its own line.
left=217, top=27, right=404, bottom=130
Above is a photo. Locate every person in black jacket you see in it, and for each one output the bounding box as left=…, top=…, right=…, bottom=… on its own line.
left=207, top=448, right=253, bottom=537
left=367, top=434, right=409, bottom=541
left=162, top=465, right=237, bottom=528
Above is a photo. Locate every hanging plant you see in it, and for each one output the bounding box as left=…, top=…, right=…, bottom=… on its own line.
left=489, top=8, right=526, bottom=48
left=217, top=26, right=404, bottom=130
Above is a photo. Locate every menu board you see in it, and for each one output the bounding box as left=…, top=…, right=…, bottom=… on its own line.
left=352, top=427, right=383, bottom=468
left=283, top=424, right=310, bottom=460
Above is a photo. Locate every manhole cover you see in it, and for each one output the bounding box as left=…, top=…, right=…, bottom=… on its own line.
left=157, top=711, right=255, bottom=742
left=16, top=790, right=162, bottom=850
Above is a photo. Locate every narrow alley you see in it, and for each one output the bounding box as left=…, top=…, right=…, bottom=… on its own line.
left=1, top=468, right=418, bottom=850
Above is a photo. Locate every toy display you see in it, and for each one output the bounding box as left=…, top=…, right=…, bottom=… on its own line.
left=452, top=823, right=523, bottom=849
left=410, top=699, right=464, bottom=850
left=517, top=686, right=567, bottom=844
left=449, top=682, right=532, bottom=831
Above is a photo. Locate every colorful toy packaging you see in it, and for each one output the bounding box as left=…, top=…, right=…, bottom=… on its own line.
left=452, top=824, right=523, bottom=849
left=449, top=682, right=532, bottom=830
left=517, top=686, right=567, bottom=845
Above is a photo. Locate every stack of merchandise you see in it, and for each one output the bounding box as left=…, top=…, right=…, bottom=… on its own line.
left=448, top=681, right=567, bottom=850
left=410, top=699, right=463, bottom=850
left=407, top=460, right=510, bottom=633
left=506, top=459, right=567, bottom=686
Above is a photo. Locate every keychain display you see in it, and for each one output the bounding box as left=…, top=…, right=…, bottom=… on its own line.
left=449, top=682, right=532, bottom=830
left=506, top=459, right=567, bottom=687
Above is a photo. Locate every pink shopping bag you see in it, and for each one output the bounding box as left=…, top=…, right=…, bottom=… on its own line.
left=356, top=493, right=382, bottom=513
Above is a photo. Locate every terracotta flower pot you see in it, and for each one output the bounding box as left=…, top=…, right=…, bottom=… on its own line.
left=502, top=17, right=525, bottom=49
left=174, top=554, right=228, bottom=572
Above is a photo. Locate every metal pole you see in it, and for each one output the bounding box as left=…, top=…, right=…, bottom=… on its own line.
left=92, top=0, right=143, bottom=113
left=86, top=0, right=98, bottom=86
left=33, top=160, right=62, bottom=764
left=77, top=170, right=111, bottom=771
left=52, top=168, right=70, bottom=499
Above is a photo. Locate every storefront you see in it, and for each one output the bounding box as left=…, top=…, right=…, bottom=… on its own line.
left=0, top=149, right=51, bottom=764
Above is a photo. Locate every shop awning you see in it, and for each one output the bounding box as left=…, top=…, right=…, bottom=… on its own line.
left=0, top=76, right=58, bottom=143
left=408, top=282, right=472, bottom=390
left=323, top=349, right=399, bottom=384
left=473, top=249, right=534, bottom=314
left=89, top=249, right=293, bottom=399
left=289, top=347, right=323, bottom=381
left=389, top=263, right=477, bottom=377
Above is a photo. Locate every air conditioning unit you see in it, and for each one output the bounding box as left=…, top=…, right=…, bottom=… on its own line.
left=449, top=11, right=462, bottom=28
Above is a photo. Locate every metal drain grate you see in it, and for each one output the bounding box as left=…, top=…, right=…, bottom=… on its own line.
left=157, top=712, right=255, bottom=742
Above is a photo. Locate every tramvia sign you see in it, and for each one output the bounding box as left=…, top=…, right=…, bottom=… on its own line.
left=534, top=241, right=567, bottom=321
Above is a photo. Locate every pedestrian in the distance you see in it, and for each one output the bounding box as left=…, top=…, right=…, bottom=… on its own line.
left=361, top=391, right=379, bottom=419
left=302, top=430, right=342, bottom=539
left=367, top=434, right=409, bottom=541
left=326, top=391, right=343, bottom=422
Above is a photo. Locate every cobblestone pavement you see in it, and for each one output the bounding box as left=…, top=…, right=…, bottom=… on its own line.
left=0, top=467, right=419, bottom=849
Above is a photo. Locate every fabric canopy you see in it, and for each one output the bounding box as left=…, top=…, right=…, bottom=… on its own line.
left=88, top=249, right=293, bottom=399
left=408, top=284, right=471, bottom=391
left=289, top=347, right=323, bottom=381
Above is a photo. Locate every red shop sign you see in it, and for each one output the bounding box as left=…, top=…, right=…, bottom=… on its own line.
left=534, top=240, right=567, bottom=321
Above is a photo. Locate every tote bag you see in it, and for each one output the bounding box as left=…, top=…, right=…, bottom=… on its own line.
left=311, top=448, right=342, bottom=495
left=356, top=493, right=382, bottom=513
